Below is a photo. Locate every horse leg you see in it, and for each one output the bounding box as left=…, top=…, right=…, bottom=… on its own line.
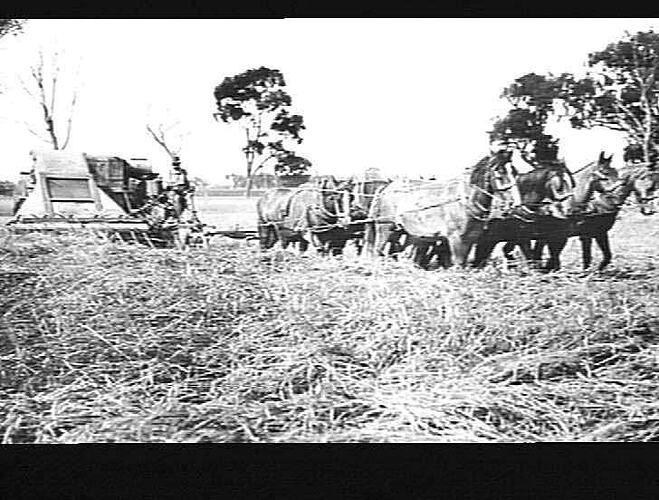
left=502, top=240, right=516, bottom=259
left=545, top=238, right=567, bottom=271
left=391, top=230, right=407, bottom=257
left=280, top=235, right=291, bottom=251
left=258, top=224, right=270, bottom=251
left=329, top=237, right=346, bottom=256
left=408, top=242, right=421, bottom=266
left=354, top=238, right=364, bottom=256
left=320, top=239, right=331, bottom=256
left=447, top=234, right=472, bottom=268
left=427, top=240, right=449, bottom=270
left=595, top=232, right=612, bottom=271
left=529, top=239, right=545, bottom=269
left=580, top=235, right=593, bottom=270
left=374, top=222, right=397, bottom=258
left=502, top=240, right=523, bottom=269
left=258, top=223, right=277, bottom=251
left=517, top=240, right=534, bottom=261
left=472, top=241, right=496, bottom=268
left=437, top=239, right=452, bottom=269
left=298, top=236, right=309, bottom=253
left=416, top=242, right=434, bottom=270
left=428, top=241, right=445, bottom=270
left=361, top=221, right=375, bottom=258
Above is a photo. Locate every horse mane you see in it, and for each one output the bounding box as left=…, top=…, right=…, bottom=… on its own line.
left=537, top=160, right=575, bottom=189
left=317, top=175, right=338, bottom=192
left=469, top=155, right=492, bottom=186
left=618, top=163, right=651, bottom=181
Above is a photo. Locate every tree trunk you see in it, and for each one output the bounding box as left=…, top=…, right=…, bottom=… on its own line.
left=46, top=117, right=59, bottom=150
left=640, top=78, right=653, bottom=163
left=245, top=154, right=255, bottom=198
left=245, top=174, right=254, bottom=198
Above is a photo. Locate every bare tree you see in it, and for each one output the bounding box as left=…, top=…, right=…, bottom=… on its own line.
left=17, top=49, right=80, bottom=150
left=145, top=106, right=188, bottom=162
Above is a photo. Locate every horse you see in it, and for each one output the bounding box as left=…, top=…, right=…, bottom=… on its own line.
left=526, top=151, right=620, bottom=271
left=471, top=158, right=577, bottom=268
left=472, top=152, right=622, bottom=271
left=534, top=161, right=659, bottom=271
left=344, top=178, right=391, bottom=255
left=256, top=175, right=354, bottom=255
left=362, top=149, right=520, bottom=269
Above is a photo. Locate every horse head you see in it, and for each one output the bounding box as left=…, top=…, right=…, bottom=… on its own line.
left=334, top=179, right=361, bottom=224
left=540, top=161, right=576, bottom=217
left=350, top=178, right=390, bottom=217
left=568, top=152, right=620, bottom=214
left=482, top=149, right=522, bottom=209
left=314, top=176, right=354, bottom=225
left=598, top=151, right=614, bottom=168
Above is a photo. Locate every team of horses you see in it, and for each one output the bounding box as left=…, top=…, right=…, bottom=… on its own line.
left=256, top=150, right=659, bottom=271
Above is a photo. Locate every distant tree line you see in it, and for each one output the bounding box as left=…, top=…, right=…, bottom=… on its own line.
left=0, top=181, right=16, bottom=196
left=224, top=173, right=278, bottom=189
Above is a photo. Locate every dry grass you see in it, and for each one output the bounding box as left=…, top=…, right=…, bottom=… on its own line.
left=1, top=210, right=659, bottom=443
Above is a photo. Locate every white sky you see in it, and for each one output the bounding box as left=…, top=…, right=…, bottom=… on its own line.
left=0, top=18, right=658, bottom=184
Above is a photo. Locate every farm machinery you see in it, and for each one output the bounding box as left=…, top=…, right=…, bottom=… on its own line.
left=6, top=149, right=208, bottom=248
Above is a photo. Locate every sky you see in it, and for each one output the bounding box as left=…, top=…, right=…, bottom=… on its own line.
left=0, top=18, right=658, bottom=184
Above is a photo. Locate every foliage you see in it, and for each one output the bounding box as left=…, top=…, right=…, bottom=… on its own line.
left=225, top=173, right=278, bottom=189
left=274, top=152, right=312, bottom=176
left=213, top=67, right=309, bottom=193
left=557, top=30, right=659, bottom=162
left=0, top=19, right=23, bottom=39
left=491, top=30, right=659, bottom=164
left=489, top=73, right=562, bottom=163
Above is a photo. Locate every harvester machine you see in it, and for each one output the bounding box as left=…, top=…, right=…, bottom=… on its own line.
left=6, top=149, right=207, bottom=249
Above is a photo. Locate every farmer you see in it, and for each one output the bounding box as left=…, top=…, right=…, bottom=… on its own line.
left=167, top=156, right=192, bottom=217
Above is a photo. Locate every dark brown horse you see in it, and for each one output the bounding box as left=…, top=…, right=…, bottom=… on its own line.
left=471, top=159, right=577, bottom=268
left=472, top=152, right=621, bottom=270
left=363, top=149, right=520, bottom=268
left=475, top=152, right=657, bottom=271
left=533, top=162, right=659, bottom=271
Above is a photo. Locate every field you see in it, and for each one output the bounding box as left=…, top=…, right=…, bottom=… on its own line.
left=1, top=198, right=659, bottom=442
left=195, top=195, right=258, bottom=230
left=0, top=196, right=13, bottom=219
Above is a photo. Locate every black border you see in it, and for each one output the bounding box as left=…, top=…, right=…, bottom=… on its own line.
left=4, top=1, right=659, bottom=19
left=0, top=444, right=656, bottom=498
left=2, top=8, right=659, bottom=500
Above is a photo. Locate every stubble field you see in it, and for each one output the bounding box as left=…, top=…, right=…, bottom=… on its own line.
left=1, top=196, right=659, bottom=442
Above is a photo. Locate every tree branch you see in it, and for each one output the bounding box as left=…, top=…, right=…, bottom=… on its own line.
left=31, top=54, right=59, bottom=149
left=23, top=120, right=46, bottom=141
left=17, top=75, right=35, bottom=99
left=253, top=152, right=277, bottom=174
left=50, top=57, right=58, bottom=121
left=613, top=100, right=645, bottom=133
left=61, top=88, right=78, bottom=149
left=146, top=124, right=175, bottom=160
